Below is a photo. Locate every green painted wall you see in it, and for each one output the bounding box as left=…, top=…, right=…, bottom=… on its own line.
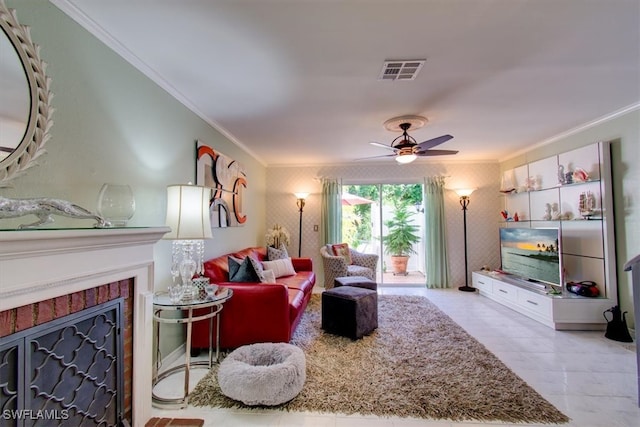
left=501, top=109, right=640, bottom=329
left=3, top=0, right=267, bottom=356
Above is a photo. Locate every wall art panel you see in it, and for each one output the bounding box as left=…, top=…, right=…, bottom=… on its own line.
left=196, top=140, right=247, bottom=227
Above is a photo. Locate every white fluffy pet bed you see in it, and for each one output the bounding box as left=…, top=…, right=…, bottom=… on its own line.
left=217, top=342, right=306, bottom=406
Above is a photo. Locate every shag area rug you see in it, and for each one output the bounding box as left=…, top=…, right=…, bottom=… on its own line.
left=190, top=294, right=569, bottom=424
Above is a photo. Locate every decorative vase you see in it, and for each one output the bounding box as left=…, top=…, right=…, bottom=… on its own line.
left=97, top=184, right=135, bottom=227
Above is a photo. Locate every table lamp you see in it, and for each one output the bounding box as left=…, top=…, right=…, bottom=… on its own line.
left=164, top=183, right=213, bottom=300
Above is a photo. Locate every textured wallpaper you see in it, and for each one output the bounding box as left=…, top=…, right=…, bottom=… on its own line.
left=266, top=161, right=501, bottom=287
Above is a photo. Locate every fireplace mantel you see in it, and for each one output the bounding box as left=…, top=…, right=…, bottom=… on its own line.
left=0, top=226, right=170, bottom=426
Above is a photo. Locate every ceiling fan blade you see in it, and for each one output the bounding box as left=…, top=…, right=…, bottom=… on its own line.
left=416, top=134, right=454, bottom=151
left=355, top=154, right=396, bottom=161
left=369, top=141, right=397, bottom=152
left=416, top=149, right=459, bottom=156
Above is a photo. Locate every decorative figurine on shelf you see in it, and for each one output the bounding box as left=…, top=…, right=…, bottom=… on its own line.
left=500, top=210, right=513, bottom=221
left=0, top=196, right=109, bottom=229
left=573, top=167, right=589, bottom=182
left=558, top=165, right=565, bottom=185
left=513, top=212, right=519, bottom=222
left=579, top=191, right=596, bottom=219
left=551, top=203, right=561, bottom=220
left=558, top=165, right=566, bottom=185
left=565, top=171, right=573, bottom=184
left=542, top=203, right=552, bottom=220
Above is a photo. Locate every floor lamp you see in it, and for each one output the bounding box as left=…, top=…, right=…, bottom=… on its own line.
left=294, top=192, right=309, bottom=257
left=455, top=188, right=476, bottom=292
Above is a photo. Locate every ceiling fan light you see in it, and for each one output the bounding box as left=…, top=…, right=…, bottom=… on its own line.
left=395, top=153, right=417, bottom=164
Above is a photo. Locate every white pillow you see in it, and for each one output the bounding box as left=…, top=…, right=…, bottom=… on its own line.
left=262, top=269, right=276, bottom=284
left=262, top=257, right=296, bottom=278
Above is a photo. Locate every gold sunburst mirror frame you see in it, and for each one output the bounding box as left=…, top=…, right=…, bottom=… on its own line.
left=0, top=0, right=54, bottom=187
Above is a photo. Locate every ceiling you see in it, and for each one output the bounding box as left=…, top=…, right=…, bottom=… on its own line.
left=52, top=0, right=640, bottom=166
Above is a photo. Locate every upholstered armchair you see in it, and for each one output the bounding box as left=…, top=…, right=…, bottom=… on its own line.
left=320, top=245, right=379, bottom=288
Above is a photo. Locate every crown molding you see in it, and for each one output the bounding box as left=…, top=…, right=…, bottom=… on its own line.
left=501, top=102, right=640, bottom=163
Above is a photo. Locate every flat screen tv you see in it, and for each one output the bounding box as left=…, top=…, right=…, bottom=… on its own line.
left=499, top=227, right=562, bottom=287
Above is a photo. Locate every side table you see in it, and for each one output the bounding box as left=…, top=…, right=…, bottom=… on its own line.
left=152, top=286, right=232, bottom=408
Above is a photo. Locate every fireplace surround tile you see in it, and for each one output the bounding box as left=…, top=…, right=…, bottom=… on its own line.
left=71, top=290, right=85, bottom=312
left=54, top=294, right=70, bottom=317
left=15, top=304, right=33, bottom=332
left=0, top=311, right=11, bottom=336
left=36, top=299, right=54, bottom=325
left=86, top=287, right=97, bottom=307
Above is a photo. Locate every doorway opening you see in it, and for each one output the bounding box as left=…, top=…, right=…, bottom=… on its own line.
left=341, top=183, right=425, bottom=286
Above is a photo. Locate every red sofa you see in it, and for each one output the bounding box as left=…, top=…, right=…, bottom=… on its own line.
left=190, top=247, right=316, bottom=350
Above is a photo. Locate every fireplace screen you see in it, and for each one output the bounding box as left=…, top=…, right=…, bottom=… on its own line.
left=0, top=299, right=124, bottom=426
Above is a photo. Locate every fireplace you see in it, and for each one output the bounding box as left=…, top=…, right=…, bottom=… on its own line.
left=0, top=227, right=169, bottom=427
left=1, top=298, right=125, bottom=425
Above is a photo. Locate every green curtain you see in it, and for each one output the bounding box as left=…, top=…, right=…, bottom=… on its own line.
left=321, top=178, right=342, bottom=245
left=424, top=176, right=450, bottom=288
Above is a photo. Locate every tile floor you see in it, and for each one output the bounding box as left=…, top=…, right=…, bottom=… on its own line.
left=151, top=287, right=639, bottom=427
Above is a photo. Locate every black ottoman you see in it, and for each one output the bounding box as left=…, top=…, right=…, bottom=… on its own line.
left=334, top=275, right=378, bottom=291
left=321, top=286, right=378, bottom=339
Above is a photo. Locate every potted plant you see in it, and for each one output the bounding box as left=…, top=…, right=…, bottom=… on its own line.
left=265, top=224, right=290, bottom=248
left=383, top=204, right=420, bottom=275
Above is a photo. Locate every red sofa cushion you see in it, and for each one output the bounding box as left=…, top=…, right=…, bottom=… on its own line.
left=282, top=271, right=314, bottom=294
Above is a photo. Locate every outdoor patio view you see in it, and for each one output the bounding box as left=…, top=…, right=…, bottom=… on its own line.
left=342, top=184, right=426, bottom=286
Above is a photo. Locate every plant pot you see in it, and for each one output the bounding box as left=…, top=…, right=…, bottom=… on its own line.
left=390, top=255, right=409, bottom=276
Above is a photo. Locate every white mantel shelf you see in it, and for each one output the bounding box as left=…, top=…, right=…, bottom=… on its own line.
left=0, top=226, right=170, bottom=258
left=0, top=227, right=170, bottom=309
left=0, top=226, right=170, bottom=427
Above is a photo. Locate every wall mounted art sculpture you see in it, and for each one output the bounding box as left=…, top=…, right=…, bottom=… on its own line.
left=196, top=140, right=247, bottom=227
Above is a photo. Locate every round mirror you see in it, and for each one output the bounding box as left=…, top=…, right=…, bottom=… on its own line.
left=0, top=2, right=53, bottom=187
left=0, top=26, right=29, bottom=158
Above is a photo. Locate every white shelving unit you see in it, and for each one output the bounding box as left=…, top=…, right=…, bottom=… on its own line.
left=478, top=141, right=617, bottom=330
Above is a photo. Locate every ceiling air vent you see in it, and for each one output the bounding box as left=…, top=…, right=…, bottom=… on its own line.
left=378, top=59, right=426, bottom=81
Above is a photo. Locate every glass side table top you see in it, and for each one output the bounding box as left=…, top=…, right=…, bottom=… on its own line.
left=153, top=286, right=232, bottom=308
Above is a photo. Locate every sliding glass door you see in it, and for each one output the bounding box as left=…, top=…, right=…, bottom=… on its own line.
left=342, top=183, right=425, bottom=286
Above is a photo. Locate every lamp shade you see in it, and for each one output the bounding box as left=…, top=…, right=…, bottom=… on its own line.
left=294, top=192, right=309, bottom=199
left=395, top=153, right=417, bottom=164
left=454, top=188, right=476, bottom=197
left=164, top=184, right=213, bottom=240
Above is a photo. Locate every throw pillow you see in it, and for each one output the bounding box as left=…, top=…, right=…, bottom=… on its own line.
left=247, top=256, right=267, bottom=283
left=267, top=243, right=289, bottom=261
left=262, top=257, right=296, bottom=278
left=228, top=256, right=261, bottom=282
left=331, top=243, right=352, bottom=265
left=262, top=269, right=277, bottom=284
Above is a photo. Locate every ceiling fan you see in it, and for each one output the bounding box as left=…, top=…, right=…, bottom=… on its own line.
left=362, top=115, right=458, bottom=164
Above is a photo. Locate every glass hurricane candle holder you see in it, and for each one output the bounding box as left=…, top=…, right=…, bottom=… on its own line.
left=97, top=183, right=136, bottom=226
left=167, top=283, right=185, bottom=304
